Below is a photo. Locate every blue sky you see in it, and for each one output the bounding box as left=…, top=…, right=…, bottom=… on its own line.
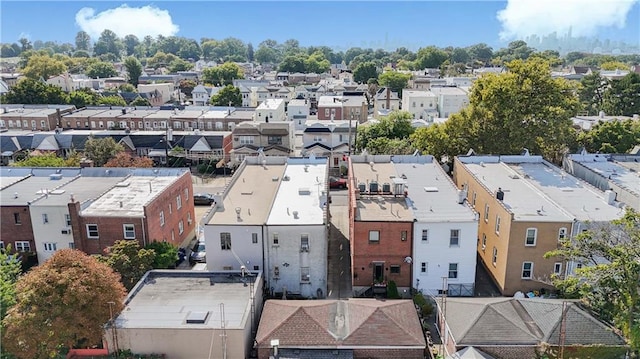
left=1, top=1, right=639, bottom=51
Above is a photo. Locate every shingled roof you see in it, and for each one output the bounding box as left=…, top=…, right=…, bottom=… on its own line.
left=255, top=299, right=425, bottom=349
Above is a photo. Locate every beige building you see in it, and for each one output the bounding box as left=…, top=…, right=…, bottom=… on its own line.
left=105, top=270, right=263, bottom=359
left=230, top=121, right=295, bottom=163
left=453, top=154, right=623, bottom=296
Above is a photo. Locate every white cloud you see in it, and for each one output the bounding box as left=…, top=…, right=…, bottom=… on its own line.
left=75, top=5, right=179, bottom=40
left=497, top=0, right=638, bottom=41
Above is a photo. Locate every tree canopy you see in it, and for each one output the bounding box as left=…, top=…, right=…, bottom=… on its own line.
left=124, top=56, right=143, bottom=87
left=353, top=61, right=379, bottom=84
left=2, top=249, right=126, bottom=358
left=1, top=78, right=69, bottom=105
left=85, top=61, right=117, bottom=78
left=210, top=85, right=242, bottom=106
left=99, top=240, right=155, bottom=291
left=577, top=119, right=640, bottom=153
left=145, top=242, right=179, bottom=269
left=84, top=136, right=124, bottom=166
left=104, top=152, right=153, bottom=168
left=202, top=62, right=244, bottom=86
left=0, top=245, right=22, bottom=326
left=377, top=71, right=411, bottom=97
left=21, top=52, right=67, bottom=80
left=545, top=208, right=640, bottom=354
left=356, top=111, right=415, bottom=154
left=13, top=152, right=80, bottom=167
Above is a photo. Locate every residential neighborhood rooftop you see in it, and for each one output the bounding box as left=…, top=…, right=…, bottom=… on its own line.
left=80, top=175, right=182, bottom=217
left=568, top=154, right=640, bottom=197
left=256, top=98, right=283, bottom=110
left=30, top=176, right=128, bottom=207
left=266, top=159, right=327, bottom=226
left=114, top=271, right=259, bottom=330
left=0, top=175, right=74, bottom=206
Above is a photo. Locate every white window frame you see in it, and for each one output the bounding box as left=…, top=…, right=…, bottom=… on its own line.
left=86, top=224, right=99, bottom=238
left=558, top=227, right=567, bottom=241
left=220, top=232, right=231, bottom=250
left=525, top=228, right=537, bottom=246
left=420, top=262, right=428, bottom=274
left=15, top=241, right=30, bottom=252
left=495, top=215, right=501, bottom=234
left=521, top=262, right=533, bottom=279
left=42, top=213, right=49, bottom=224
left=449, top=229, right=460, bottom=247
left=160, top=211, right=165, bottom=226
left=484, top=203, right=489, bottom=222
left=301, top=234, right=310, bottom=251
left=178, top=220, right=184, bottom=234
left=481, top=233, right=487, bottom=251
left=369, top=230, right=380, bottom=243
left=448, top=263, right=458, bottom=279
left=176, top=195, right=182, bottom=209
left=421, top=229, right=428, bottom=242
left=65, top=213, right=72, bottom=227
left=553, top=262, right=562, bottom=275
left=492, top=246, right=498, bottom=266
left=44, top=242, right=57, bottom=251
left=123, top=224, right=135, bottom=239
left=184, top=188, right=189, bottom=200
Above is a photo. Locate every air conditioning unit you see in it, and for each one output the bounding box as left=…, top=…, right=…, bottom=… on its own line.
left=301, top=274, right=310, bottom=282
left=61, top=229, right=71, bottom=235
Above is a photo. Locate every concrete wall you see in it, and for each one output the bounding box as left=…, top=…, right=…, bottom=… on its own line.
left=204, top=224, right=264, bottom=272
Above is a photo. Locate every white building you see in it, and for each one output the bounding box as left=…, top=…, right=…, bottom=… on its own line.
left=191, top=85, right=216, bottom=106
left=287, top=98, right=310, bottom=131
left=302, top=120, right=354, bottom=168
left=137, top=83, right=175, bottom=104
left=401, top=90, right=438, bottom=120
left=430, top=86, right=470, bottom=118
left=393, top=156, right=478, bottom=296
left=255, top=98, right=286, bottom=122
left=203, top=156, right=329, bottom=298
left=374, top=87, right=400, bottom=116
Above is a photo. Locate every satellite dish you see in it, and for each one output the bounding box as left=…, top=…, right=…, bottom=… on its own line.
left=404, top=256, right=413, bottom=264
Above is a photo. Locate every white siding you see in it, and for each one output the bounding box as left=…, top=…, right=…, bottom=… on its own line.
left=204, top=225, right=264, bottom=272
left=30, top=205, right=73, bottom=262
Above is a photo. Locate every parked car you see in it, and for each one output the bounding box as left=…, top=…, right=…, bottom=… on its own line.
left=193, top=193, right=215, bottom=205
left=329, top=176, right=347, bottom=189
left=189, top=240, right=206, bottom=265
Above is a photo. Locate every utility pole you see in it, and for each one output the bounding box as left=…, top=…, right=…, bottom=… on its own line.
left=107, top=301, right=119, bottom=354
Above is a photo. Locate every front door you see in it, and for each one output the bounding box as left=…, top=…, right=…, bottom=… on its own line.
left=373, top=263, right=384, bottom=283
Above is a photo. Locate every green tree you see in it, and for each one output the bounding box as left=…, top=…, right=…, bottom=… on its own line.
left=278, top=54, right=306, bottom=73
left=98, top=95, right=127, bottom=107
left=129, top=96, right=151, bottom=107
left=2, top=78, right=69, bottom=104
left=247, top=42, right=254, bottom=62
left=145, top=242, right=179, bottom=269
left=378, top=71, right=411, bottom=96
left=118, top=83, right=136, bottom=93
left=84, top=136, right=124, bottom=166
left=93, top=29, right=123, bottom=60
left=602, top=73, right=640, bottom=117
left=72, top=49, right=90, bottom=58
left=74, top=31, right=91, bottom=51
left=600, top=61, right=630, bottom=71
left=99, top=241, right=155, bottom=291
left=168, top=58, right=193, bottom=73
left=415, top=46, right=449, bottom=69
left=304, top=51, right=330, bottom=73
left=410, top=123, right=451, bottom=162
left=0, top=245, right=22, bottom=325
left=85, top=61, right=117, bottom=78
left=200, top=38, right=247, bottom=62
left=254, top=40, right=281, bottom=64
left=68, top=88, right=99, bottom=108
left=468, top=43, right=494, bottom=65
left=577, top=119, right=640, bottom=153
left=21, top=53, right=67, bottom=80
left=202, top=62, right=244, bottom=86
left=493, top=40, right=535, bottom=63
left=179, top=79, right=197, bottom=97
left=13, top=152, right=79, bottom=167
left=123, top=34, right=139, bottom=57
left=353, top=61, right=379, bottom=84
left=18, top=38, right=32, bottom=53
left=146, top=51, right=179, bottom=69
left=451, top=47, right=470, bottom=64
left=579, top=72, right=608, bottom=115
left=2, top=249, right=126, bottom=358
left=124, top=56, right=143, bottom=87
left=356, top=111, right=414, bottom=153
left=209, top=85, right=242, bottom=106
left=545, top=208, right=640, bottom=354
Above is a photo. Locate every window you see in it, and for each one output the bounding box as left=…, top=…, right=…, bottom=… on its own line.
left=495, top=215, right=501, bottom=233
left=253, top=265, right=260, bottom=271
left=576, top=263, right=583, bottom=270
left=273, top=233, right=279, bottom=245
left=123, top=224, right=135, bottom=239
left=522, top=262, right=533, bottom=279
left=472, top=191, right=477, bottom=206
left=69, top=242, right=75, bottom=249
left=481, top=233, right=487, bottom=250
left=324, top=109, right=330, bottom=116
left=268, top=136, right=282, bottom=145
left=252, top=233, right=258, bottom=244
left=220, top=233, right=231, bottom=250
left=171, top=230, right=175, bottom=241
left=401, top=231, right=407, bottom=241
left=492, top=247, right=498, bottom=266
left=169, top=203, right=172, bottom=214
left=176, top=195, right=182, bottom=209
left=42, top=214, right=49, bottom=224
left=301, top=234, right=309, bottom=251
left=187, top=212, right=192, bottom=225
left=484, top=204, right=489, bottom=222
left=558, top=227, right=567, bottom=241
left=184, top=188, right=189, bottom=199
left=15, top=241, right=30, bottom=252
left=160, top=211, right=165, bottom=226
left=525, top=228, right=537, bottom=246
left=421, top=229, right=428, bottom=242
left=13, top=213, right=21, bottom=225
left=421, top=262, right=428, bottom=274
left=449, top=229, right=460, bottom=246
left=239, top=136, right=254, bottom=145
left=65, top=214, right=71, bottom=227
left=43, top=243, right=57, bottom=251
left=178, top=220, right=184, bottom=234
left=301, top=267, right=310, bottom=282
left=369, top=230, right=380, bottom=243
left=86, top=224, right=99, bottom=238
left=390, top=265, right=401, bottom=274
left=448, top=263, right=458, bottom=279
left=554, top=262, right=562, bottom=275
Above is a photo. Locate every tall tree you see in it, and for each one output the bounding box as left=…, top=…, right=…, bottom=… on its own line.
left=278, top=54, right=306, bottom=73
left=209, top=85, right=242, bottom=106
left=254, top=40, right=281, bottom=64
left=99, top=240, right=155, bottom=291
left=247, top=42, right=254, bottom=62
left=104, top=152, right=153, bottom=167
left=85, top=61, right=117, bottom=79
left=21, top=53, right=67, bottom=80
left=2, top=78, right=69, bottom=104
left=179, top=79, right=196, bottom=97
left=145, top=242, right=179, bottom=269
left=124, top=56, right=143, bottom=87
left=356, top=111, right=414, bottom=153
left=577, top=119, right=640, bottom=153
left=579, top=72, right=608, bottom=115
left=83, top=136, right=124, bottom=166
left=545, top=208, right=640, bottom=354
left=123, top=34, right=140, bottom=57
left=18, top=37, right=32, bottom=52
left=98, top=95, right=127, bottom=107
left=74, top=31, right=91, bottom=51
left=304, top=51, right=330, bottom=73
left=93, top=29, right=123, bottom=60
left=68, top=89, right=98, bottom=108
left=202, top=62, right=244, bottom=86
left=129, top=96, right=151, bottom=107
left=2, top=249, right=126, bottom=358
left=378, top=71, right=411, bottom=96
left=353, top=61, right=379, bottom=84
left=168, top=58, right=193, bottom=73
left=0, top=245, right=22, bottom=324
left=602, top=73, right=640, bottom=117
left=415, top=46, right=449, bottom=69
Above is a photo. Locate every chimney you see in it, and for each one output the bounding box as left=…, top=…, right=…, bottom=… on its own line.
left=119, top=201, right=123, bottom=208
left=386, top=87, right=390, bottom=111
left=496, top=187, right=504, bottom=201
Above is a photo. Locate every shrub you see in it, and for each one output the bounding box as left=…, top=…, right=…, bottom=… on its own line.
left=387, top=280, right=401, bottom=299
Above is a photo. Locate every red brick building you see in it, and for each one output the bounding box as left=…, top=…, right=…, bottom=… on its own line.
left=69, top=171, right=196, bottom=254
left=348, top=158, right=414, bottom=296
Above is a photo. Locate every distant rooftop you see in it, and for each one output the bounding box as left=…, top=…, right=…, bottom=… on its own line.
left=256, top=99, right=284, bottom=110
left=1, top=175, right=74, bottom=206
left=429, top=87, right=468, bottom=96
left=267, top=159, right=328, bottom=225
left=115, top=270, right=260, bottom=330
left=30, top=176, right=127, bottom=207
left=568, top=153, right=640, bottom=198
left=81, top=175, right=183, bottom=217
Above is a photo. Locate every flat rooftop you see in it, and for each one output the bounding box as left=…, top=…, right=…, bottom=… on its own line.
left=570, top=156, right=640, bottom=197
left=352, top=162, right=413, bottom=222
left=257, top=99, right=284, bottom=110
left=1, top=176, right=75, bottom=206
left=461, top=161, right=571, bottom=222
left=115, top=271, right=258, bottom=329
left=208, top=163, right=286, bottom=225
left=81, top=175, right=181, bottom=217
left=508, top=162, right=623, bottom=221
left=395, top=162, right=477, bottom=223
left=403, top=90, right=436, bottom=97
left=267, top=161, right=327, bottom=225
left=30, top=176, right=128, bottom=207
left=429, top=87, right=468, bottom=96
left=62, top=109, right=109, bottom=118
left=117, top=109, right=160, bottom=118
